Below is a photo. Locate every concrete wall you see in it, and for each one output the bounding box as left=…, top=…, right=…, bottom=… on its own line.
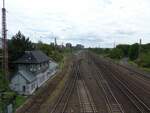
left=10, top=61, right=58, bottom=95
left=10, top=73, right=38, bottom=95
left=37, top=69, right=49, bottom=87
left=27, top=81, right=37, bottom=94
left=10, top=74, right=27, bottom=94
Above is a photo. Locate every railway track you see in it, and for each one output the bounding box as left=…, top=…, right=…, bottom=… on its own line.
left=94, top=55, right=150, bottom=113
left=86, top=52, right=124, bottom=113
left=106, top=66, right=150, bottom=113
left=117, top=62, right=150, bottom=79
left=88, top=52, right=150, bottom=113
left=113, top=63, right=150, bottom=89
left=106, top=58, right=150, bottom=87
left=50, top=62, right=78, bottom=113
left=88, top=59, right=124, bottom=113
left=112, top=75, right=150, bottom=113
left=77, top=69, right=97, bottom=113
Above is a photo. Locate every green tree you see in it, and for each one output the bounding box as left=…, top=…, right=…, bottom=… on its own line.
left=138, top=52, right=150, bottom=67
left=8, top=31, right=34, bottom=62
left=116, top=44, right=130, bottom=57
left=0, top=71, right=9, bottom=91
left=109, top=48, right=124, bottom=59
left=129, top=43, right=139, bottom=60
left=141, top=43, right=150, bottom=53
left=37, top=41, right=53, bottom=56
left=37, top=41, right=63, bottom=62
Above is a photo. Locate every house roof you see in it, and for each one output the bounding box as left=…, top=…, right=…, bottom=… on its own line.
left=18, top=70, right=36, bottom=82
left=14, top=50, right=50, bottom=64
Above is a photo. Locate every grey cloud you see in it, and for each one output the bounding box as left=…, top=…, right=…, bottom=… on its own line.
left=59, top=33, right=104, bottom=43
left=115, top=30, right=137, bottom=35
left=27, top=28, right=49, bottom=33
left=5, top=0, right=150, bottom=47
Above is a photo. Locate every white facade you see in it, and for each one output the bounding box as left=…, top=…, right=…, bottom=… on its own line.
left=10, top=61, right=58, bottom=95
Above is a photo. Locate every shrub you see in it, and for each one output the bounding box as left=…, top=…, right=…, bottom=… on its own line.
left=138, top=52, right=150, bottom=67
left=109, top=48, right=124, bottom=59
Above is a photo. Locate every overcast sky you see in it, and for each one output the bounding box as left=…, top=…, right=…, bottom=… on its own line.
left=0, top=0, right=150, bottom=47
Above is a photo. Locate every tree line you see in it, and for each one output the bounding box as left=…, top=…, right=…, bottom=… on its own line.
left=7, top=31, right=65, bottom=69
left=89, top=43, right=150, bottom=68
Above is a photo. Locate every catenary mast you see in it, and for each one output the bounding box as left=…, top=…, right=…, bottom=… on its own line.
left=2, top=0, right=8, bottom=79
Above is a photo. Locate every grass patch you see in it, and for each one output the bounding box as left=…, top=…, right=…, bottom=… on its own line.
left=141, top=67, right=150, bottom=73
left=15, top=95, right=26, bottom=108
left=59, top=56, right=65, bottom=70
left=128, top=60, right=150, bottom=73
left=128, top=60, right=138, bottom=66
left=0, top=71, right=9, bottom=91
left=59, top=52, right=72, bottom=70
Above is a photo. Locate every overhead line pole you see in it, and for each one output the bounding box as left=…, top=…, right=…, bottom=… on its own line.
left=138, top=38, right=142, bottom=59
left=2, top=0, right=9, bottom=80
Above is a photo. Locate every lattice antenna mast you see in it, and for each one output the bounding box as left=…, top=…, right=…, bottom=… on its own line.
left=138, top=38, right=142, bottom=58
left=55, top=37, right=57, bottom=46
left=2, top=0, right=9, bottom=79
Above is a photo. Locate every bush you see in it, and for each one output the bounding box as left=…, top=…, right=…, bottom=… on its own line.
left=116, top=44, right=130, bottom=57
left=109, top=48, right=124, bottom=59
left=137, top=52, right=150, bottom=67
left=129, top=43, right=139, bottom=60
left=0, top=71, right=9, bottom=91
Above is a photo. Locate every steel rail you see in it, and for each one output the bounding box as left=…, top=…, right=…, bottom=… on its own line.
left=77, top=62, right=96, bottom=113
left=87, top=53, right=113, bottom=113
left=61, top=65, right=78, bottom=113
left=89, top=57, right=124, bottom=113
left=77, top=79, right=85, bottom=113
left=96, top=69, right=124, bottom=113
left=82, top=79, right=96, bottom=113
left=102, top=60, right=150, bottom=113
left=50, top=62, right=78, bottom=113
left=111, top=72, right=150, bottom=113
left=118, top=63, right=150, bottom=79
left=88, top=52, right=150, bottom=113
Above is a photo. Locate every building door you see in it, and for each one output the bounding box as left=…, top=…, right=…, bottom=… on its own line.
left=23, top=86, right=26, bottom=92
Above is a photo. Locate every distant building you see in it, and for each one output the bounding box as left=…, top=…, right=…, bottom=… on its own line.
left=10, top=50, right=58, bottom=95
left=66, top=43, right=72, bottom=48
left=76, top=44, right=84, bottom=49
left=57, top=44, right=65, bottom=49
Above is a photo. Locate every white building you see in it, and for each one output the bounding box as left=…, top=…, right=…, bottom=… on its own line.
left=10, top=50, right=58, bottom=95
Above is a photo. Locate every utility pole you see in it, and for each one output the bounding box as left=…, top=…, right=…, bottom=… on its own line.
left=2, top=0, right=9, bottom=80
left=113, top=41, right=116, bottom=48
left=138, top=38, right=142, bottom=58
left=54, top=37, right=57, bottom=47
